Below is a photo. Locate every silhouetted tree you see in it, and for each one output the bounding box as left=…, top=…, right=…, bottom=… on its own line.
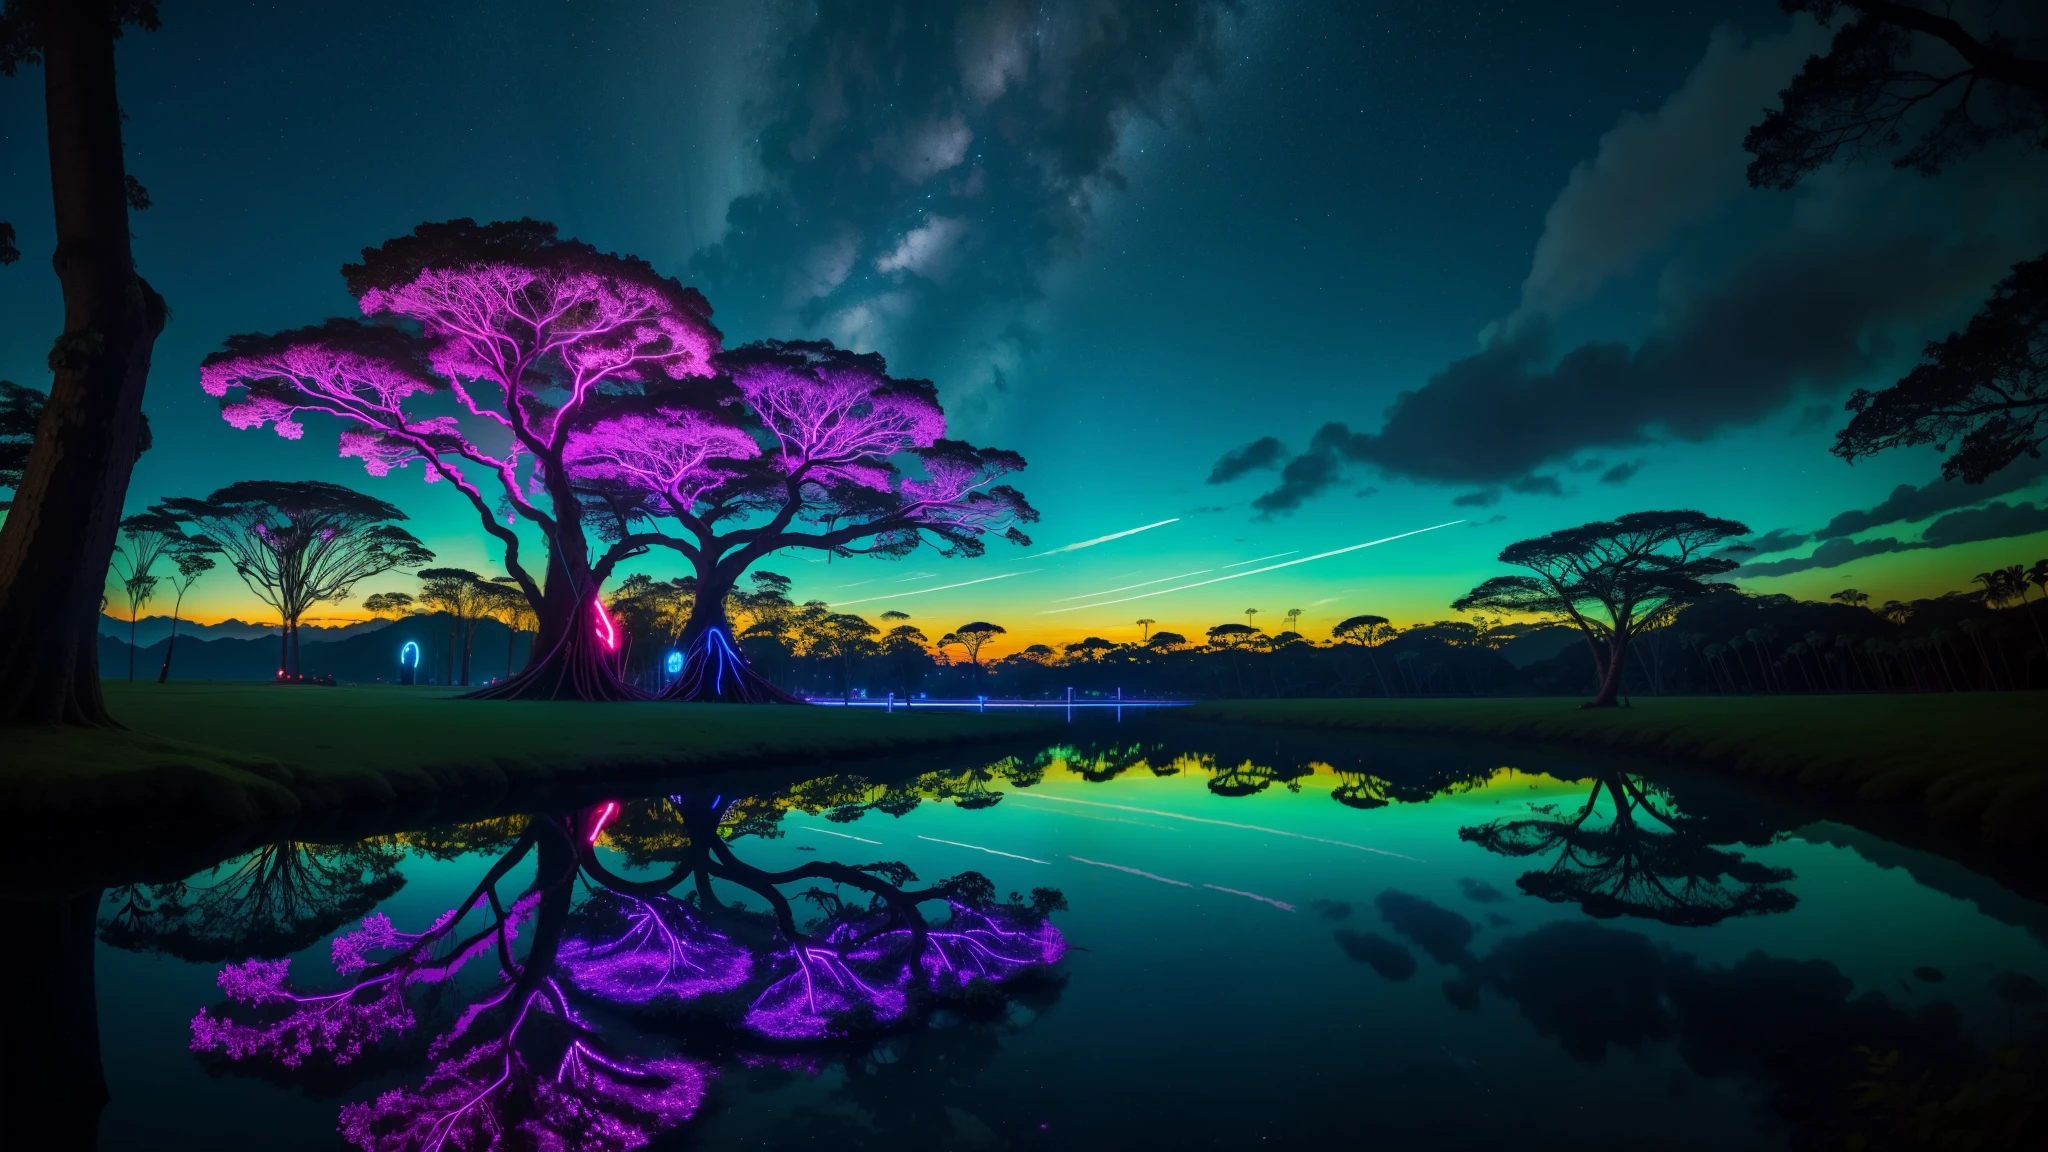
left=155, top=532, right=217, bottom=683
left=1459, top=771, right=1797, bottom=927
left=159, top=481, right=433, bottom=678
left=416, top=568, right=496, bottom=686
left=1834, top=255, right=2048, bottom=483
left=1744, top=0, right=2047, bottom=191
left=107, top=509, right=179, bottom=679
left=1454, top=512, right=1748, bottom=707
left=100, top=840, right=407, bottom=961
left=0, top=380, right=42, bottom=508
left=1333, top=613, right=1397, bottom=695
left=0, top=0, right=169, bottom=725
left=940, top=622, right=1006, bottom=694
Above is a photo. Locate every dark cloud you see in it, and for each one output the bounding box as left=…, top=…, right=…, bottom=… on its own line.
left=1742, top=535, right=1909, bottom=576
left=1815, top=456, right=2048, bottom=538
left=1458, top=878, right=1507, bottom=904
left=1469, top=514, right=1508, bottom=527
left=1511, top=474, right=1564, bottom=496
left=694, top=1, right=1230, bottom=413
left=1741, top=501, right=2048, bottom=576
left=1921, top=500, right=2048, bottom=549
left=1599, top=461, right=1640, bottom=485
left=1333, top=929, right=1415, bottom=980
left=1375, top=890, right=1475, bottom=965
left=1248, top=422, right=1356, bottom=516
left=1452, top=489, right=1501, bottom=508
left=1732, top=528, right=1809, bottom=556
left=1207, top=436, right=1288, bottom=484
left=1308, top=899, right=1353, bottom=922
left=1354, top=486, right=1379, bottom=498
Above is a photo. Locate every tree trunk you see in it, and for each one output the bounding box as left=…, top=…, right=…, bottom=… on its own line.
left=1585, top=634, right=1628, bottom=707
left=277, top=622, right=289, bottom=679
left=660, top=570, right=800, bottom=704
left=0, top=13, right=165, bottom=724
left=468, top=549, right=640, bottom=701
left=127, top=608, right=136, bottom=680
left=0, top=890, right=107, bottom=1149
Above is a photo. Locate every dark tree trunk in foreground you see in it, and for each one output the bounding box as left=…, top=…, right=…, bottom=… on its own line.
left=658, top=570, right=801, bottom=704
left=0, top=3, right=165, bottom=725
left=0, top=890, right=107, bottom=1150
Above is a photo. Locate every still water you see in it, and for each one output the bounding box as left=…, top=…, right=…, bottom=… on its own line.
left=67, top=727, right=2048, bottom=1149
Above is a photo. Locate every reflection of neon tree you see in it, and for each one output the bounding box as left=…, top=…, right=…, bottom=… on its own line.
left=192, top=820, right=708, bottom=1151
left=102, top=840, right=406, bottom=961
left=1458, top=772, right=1796, bottom=927
left=192, top=801, right=1065, bottom=1147
left=573, top=794, right=1066, bottom=1040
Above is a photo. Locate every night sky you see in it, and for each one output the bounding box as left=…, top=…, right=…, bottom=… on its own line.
left=4, top=0, right=2044, bottom=652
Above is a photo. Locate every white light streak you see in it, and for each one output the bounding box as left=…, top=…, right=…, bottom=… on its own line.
left=1038, top=522, right=1463, bottom=615
left=1021, top=518, right=1179, bottom=559
left=1011, top=793, right=1422, bottom=860
left=1223, top=551, right=1298, bottom=568
left=1051, top=568, right=1213, bottom=602
left=1068, top=855, right=1192, bottom=887
left=1204, top=883, right=1296, bottom=911
left=918, top=835, right=1047, bottom=864
left=835, top=570, right=1036, bottom=607
left=795, top=825, right=881, bottom=846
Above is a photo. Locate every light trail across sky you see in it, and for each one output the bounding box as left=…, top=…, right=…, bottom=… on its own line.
left=918, top=835, right=1048, bottom=864
left=834, top=569, right=1037, bottom=607
left=1222, top=550, right=1298, bottom=568
left=1051, top=568, right=1213, bottom=602
left=1021, top=517, right=1179, bottom=559
left=1038, top=521, right=1463, bottom=615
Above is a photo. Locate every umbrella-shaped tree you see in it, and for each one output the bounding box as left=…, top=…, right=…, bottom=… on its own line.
left=158, top=481, right=432, bottom=679
left=1453, top=511, right=1748, bottom=708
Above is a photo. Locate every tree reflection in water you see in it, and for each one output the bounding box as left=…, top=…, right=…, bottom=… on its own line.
left=101, top=840, right=407, bottom=961
left=187, top=796, right=1066, bottom=1150
left=1459, top=770, right=1796, bottom=926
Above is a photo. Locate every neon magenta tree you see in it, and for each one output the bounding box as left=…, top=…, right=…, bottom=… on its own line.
left=198, top=219, right=725, bottom=700
left=567, top=340, right=1037, bottom=703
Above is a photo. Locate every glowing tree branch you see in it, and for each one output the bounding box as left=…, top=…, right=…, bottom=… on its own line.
left=562, top=340, right=1038, bottom=703
left=199, top=219, right=723, bottom=701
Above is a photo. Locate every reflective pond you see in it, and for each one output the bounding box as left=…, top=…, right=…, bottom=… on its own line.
left=37, top=727, right=2048, bottom=1149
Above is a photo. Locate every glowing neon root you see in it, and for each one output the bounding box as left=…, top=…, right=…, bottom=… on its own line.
left=659, top=626, right=802, bottom=704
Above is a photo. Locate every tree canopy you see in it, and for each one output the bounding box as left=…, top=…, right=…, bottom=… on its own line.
left=1454, top=511, right=1748, bottom=706
left=1833, top=253, right=2047, bottom=483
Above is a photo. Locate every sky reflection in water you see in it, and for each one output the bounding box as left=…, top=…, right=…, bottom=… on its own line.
left=82, top=732, right=2048, bottom=1150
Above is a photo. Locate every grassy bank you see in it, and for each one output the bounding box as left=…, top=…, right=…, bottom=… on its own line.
left=1184, top=695, right=2048, bottom=848
left=2, top=683, right=1057, bottom=825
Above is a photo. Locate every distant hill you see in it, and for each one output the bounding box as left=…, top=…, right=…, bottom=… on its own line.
left=1497, top=625, right=1581, bottom=668
left=97, top=613, right=393, bottom=647
left=100, top=613, right=529, bottom=685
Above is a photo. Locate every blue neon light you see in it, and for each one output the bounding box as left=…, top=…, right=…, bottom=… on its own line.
left=664, top=649, right=683, bottom=676
left=400, top=641, right=420, bottom=668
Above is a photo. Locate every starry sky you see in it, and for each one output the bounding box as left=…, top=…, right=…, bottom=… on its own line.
left=3, top=0, right=2045, bottom=654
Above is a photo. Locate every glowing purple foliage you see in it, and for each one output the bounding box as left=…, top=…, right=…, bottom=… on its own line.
left=337, top=1003, right=706, bottom=1152
left=191, top=897, right=533, bottom=1069
left=741, top=902, right=1065, bottom=1041
left=558, top=895, right=754, bottom=1005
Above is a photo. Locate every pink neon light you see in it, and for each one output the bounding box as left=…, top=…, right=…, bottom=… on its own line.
left=593, top=596, right=618, bottom=651
left=588, top=801, right=620, bottom=845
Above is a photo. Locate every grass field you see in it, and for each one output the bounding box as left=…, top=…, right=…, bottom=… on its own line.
left=1184, top=694, right=2048, bottom=848
left=1, top=683, right=1059, bottom=825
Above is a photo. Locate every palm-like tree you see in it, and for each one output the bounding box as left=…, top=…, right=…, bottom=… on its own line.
left=2004, top=561, right=2047, bottom=665
left=1135, top=618, right=1155, bottom=643
left=1284, top=607, right=1302, bottom=634
left=1243, top=607, right=1260, bottom=630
